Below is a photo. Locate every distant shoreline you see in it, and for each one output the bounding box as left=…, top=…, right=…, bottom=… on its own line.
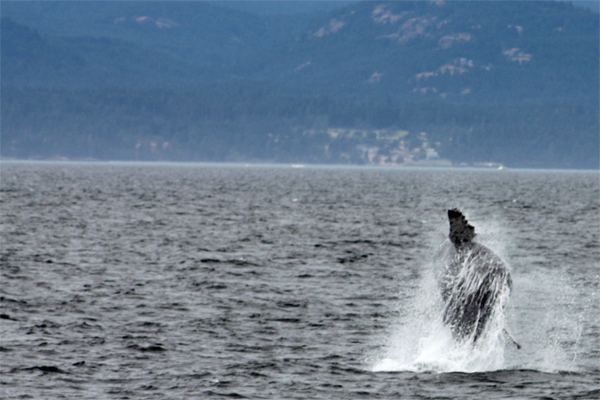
left=2, top=158, right=598, bottom=172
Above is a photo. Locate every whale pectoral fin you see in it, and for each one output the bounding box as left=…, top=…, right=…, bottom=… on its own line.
left=503, top=326, right=522, bottom=349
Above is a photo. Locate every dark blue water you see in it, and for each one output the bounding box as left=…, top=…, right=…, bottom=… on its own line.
left=1, top=162, right=598, bottom=399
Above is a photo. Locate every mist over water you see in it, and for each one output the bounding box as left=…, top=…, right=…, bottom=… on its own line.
left=1, top=162, right=598, bottom=399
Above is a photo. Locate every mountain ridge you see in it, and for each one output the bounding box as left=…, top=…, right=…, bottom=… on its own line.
left=1, top=17, right=209, bottom=88
left=245, top=0, right=598, bottom=105
left=1, top=1, right=316, bottom=73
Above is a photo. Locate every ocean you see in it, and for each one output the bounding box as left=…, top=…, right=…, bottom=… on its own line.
left=1, top=162, right=598, bottom=399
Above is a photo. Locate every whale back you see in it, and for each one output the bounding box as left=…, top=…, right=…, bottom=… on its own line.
left=441, top=243, right=512, bottom=342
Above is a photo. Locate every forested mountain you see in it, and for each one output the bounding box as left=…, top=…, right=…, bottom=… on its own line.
left=1, top=17, right=207, bottom=88
left=1, top=1, right=318, bottom=76
left=250, top=1, right=598, bottom=105
left=1, top=1, right=598, bottom=169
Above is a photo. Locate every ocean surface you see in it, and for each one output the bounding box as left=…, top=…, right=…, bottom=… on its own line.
left=1, top=162, right=598, bottom=399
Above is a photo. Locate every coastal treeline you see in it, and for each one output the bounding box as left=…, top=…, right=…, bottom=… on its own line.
left=2, top=85, right=597, bottom=168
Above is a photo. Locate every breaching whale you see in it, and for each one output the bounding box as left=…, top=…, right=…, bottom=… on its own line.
left=435, top=209, right=519, bottom=347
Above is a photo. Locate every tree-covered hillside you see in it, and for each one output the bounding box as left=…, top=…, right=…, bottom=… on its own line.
left=1, top=1, right=598, bottom=168
left=250, top=1, right=598, bottom=105
left=1, top=1, right=315, bottom=74
left=1, top=17, right=206, bottom=88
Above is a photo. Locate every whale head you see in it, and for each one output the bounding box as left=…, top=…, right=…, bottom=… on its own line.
left=448, top=208, right=476, bottom=248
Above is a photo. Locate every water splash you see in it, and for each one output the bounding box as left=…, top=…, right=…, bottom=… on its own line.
left=504, top=267, right=584, bottom=373
left=372, top=265, right=511, bottom=373
left=371, top=256, right=585, bottom=374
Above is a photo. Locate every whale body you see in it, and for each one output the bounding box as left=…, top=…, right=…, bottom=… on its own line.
left=434, top=209, right=512, bottom=344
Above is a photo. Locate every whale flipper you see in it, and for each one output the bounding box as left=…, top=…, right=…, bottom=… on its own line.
left=436, top=209, right=513, bottom=344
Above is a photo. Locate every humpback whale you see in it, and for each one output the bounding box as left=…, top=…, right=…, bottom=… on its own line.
left=435, top=209, right=518, bottom=347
